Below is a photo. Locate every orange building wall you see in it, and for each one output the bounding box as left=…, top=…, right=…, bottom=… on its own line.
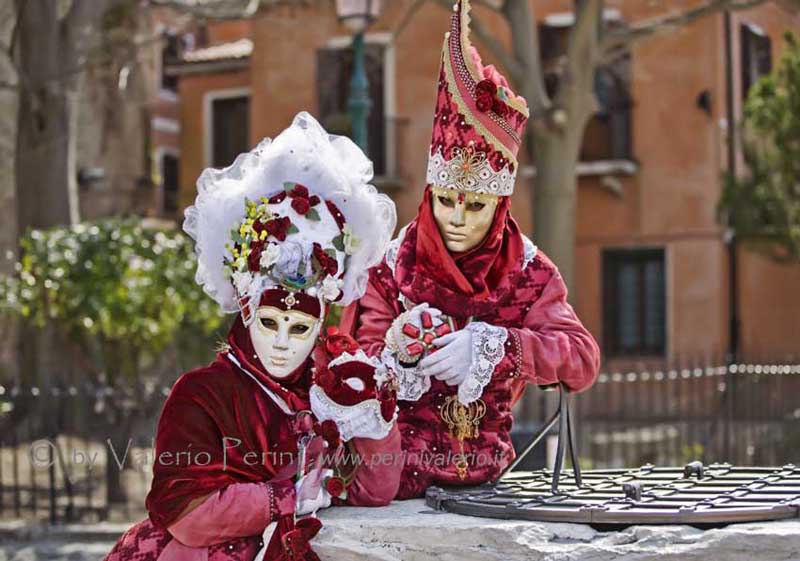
left=178, top=69, right=251, bottom=210
left=177, top=0, right=799, bottom=363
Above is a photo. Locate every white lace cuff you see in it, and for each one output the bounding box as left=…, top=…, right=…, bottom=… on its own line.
left=309, top=386, right=394, bottom=441
left=380, top=346, right=430, bottom=402
left=458, top=322, right=508, bottom=405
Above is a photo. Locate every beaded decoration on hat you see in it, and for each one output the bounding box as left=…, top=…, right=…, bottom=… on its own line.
left=427, top=0, right=529, bottom=197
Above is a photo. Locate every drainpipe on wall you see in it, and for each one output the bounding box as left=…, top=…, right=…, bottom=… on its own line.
left=723, top=10, right=739, bottom=461
left=724, top=11, right=740, bottom=365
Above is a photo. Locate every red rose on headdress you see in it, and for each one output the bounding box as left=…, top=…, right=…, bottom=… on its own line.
left=265, top=216, right=291, bottom=241
left=289, top=184, right=309, bottom=199
left=247, top=240, right=265, bottom=272
left=476, top=79, right=497, bottom=96
left=475, top=79, right=500, bottom=114
left=476, top=96, right=493, bottom=112
left=309, top=195, right=320, bottom=206
left=324, top=326, right=360, bottom=357
left=492, top=98, right=509, bottom=117
left=324, top=476, right=346, bottom=498
left=252, top=219, right=267, bottom=236
left=291, top=197, right=311, bottom=215
left=312, top=243, right=339, bottom=276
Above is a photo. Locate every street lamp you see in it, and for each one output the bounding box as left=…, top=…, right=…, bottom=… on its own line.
left=335, top=0, right=384, bottom=152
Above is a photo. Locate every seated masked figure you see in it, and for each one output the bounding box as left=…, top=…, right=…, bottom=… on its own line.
left=341, top=0, right=601, bottom=499
left=104, top=112, right=399, bottom=561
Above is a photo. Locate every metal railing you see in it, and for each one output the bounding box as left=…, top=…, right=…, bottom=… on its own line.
left=573, top=361, right=800, bottom=470
left=0, top=360, right=798, bottom=524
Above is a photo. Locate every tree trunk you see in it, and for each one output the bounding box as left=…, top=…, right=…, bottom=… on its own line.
left=528, top=126, right=582, bottom=298
left=13, top=0, right=90, bottom=231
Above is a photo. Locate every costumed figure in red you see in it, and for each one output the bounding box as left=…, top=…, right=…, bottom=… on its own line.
left=104, top=112, right=400, bottom=561
left=341, top=0, right=601, bottom=499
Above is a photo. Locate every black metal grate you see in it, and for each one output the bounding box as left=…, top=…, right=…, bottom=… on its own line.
left=427, top=463, right=800, bottom=525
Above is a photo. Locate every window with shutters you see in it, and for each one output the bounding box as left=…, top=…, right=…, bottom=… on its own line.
left=316, top=44, right=387, bottom=175
left=603, top=248, right=666, bottom=357
left=210, top=94, right=249, bottom=168
left=539, top=22, right=633, bottom=161
left=740, top=23, right=772, bottom=102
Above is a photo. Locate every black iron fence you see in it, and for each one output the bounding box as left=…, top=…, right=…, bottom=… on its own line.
left=574, top=361, right=800, bottom=470
left=1, top=361, right=798, bottom=524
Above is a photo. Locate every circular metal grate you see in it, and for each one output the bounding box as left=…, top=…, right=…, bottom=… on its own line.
left=426, top=463, right=800, bottom=526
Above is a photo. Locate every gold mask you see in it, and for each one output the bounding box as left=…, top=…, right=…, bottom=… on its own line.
left=431, top=186, right=499, bottom=252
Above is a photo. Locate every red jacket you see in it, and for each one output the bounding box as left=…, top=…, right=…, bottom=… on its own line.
left=344, top=229, right=600, bottom=499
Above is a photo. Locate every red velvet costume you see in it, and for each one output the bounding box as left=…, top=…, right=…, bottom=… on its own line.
left=341, top=0, right=600, bottom=499
left=104, top=316, right=401, bottom=561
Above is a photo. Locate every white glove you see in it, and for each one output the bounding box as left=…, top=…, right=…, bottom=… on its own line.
left=295, top=469, right=333, bottom=516
left=310, top=385, right=394, bottom=441
left=418, top=329, right=473, bottom=386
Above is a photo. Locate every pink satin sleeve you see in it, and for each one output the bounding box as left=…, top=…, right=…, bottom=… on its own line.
left=342, top=424, right=402, bottom=506
left=350, top=269, right=400, bottom=358
left=165, top=480, right=295, bottom=548
left=509, top=271, right=600, bottom=395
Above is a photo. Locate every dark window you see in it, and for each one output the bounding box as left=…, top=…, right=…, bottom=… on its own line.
left=603, top=249, right=666, bottom=357
left=162, top=154, right=179, bottom=214
left=161, top=33, right=180, bottom=92
left=539, top=23, right=633, bottom=161
left=211, top=95, right=249, bottom=168
left=316, top=44, right=386, bottom=175
left=740, top=23, right=772, bottom=101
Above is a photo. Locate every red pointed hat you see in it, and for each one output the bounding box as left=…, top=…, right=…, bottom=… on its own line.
left=427, top=0, right=529, bottom=197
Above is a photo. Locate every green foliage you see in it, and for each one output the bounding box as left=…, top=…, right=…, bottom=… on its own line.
left=720, top=32, right=800, bottom=263
left=0, top=218, right=225, bottom=380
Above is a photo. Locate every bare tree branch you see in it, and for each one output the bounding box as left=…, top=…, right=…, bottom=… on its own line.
left=503, top=0, right=551, bottom=117
left=147, top=0, right=287, bottom=19
left=469, top=11, right=523, bottom=83
left=604, top=0, right=771, bottom=51
left=557, top=0, right=602, bottom=125
left=391, top=0, right=427, bottom=44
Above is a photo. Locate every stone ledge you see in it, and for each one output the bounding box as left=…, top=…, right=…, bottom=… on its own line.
left=315, top=499, right=800, bottom=561
left=1, top=501, right=799, bottom=560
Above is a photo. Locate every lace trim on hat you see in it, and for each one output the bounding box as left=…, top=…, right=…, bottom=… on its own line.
left=426, top=146, right=516, bottom=196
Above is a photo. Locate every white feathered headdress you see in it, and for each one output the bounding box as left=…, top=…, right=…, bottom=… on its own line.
left=183, top=112, right=397, bottom=323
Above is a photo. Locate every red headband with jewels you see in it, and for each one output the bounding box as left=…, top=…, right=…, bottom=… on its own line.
left=426, top=0, right=529, bottom=197
left=238, top=289, right=324, bottom=324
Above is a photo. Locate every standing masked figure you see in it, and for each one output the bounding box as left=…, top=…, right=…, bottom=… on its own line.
left=342, top=0, right=601, bottom=499
left=104, top=112, right=399, bottom=561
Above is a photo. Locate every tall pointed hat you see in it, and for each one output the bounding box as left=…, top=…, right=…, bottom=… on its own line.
left=427, top=0, right=529, bottom=197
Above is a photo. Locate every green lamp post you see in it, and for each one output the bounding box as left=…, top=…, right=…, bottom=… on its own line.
left=335, top=0, right=384, bottom=152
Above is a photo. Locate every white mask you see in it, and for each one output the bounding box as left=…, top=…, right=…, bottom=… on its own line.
left=248, top=306, right=321, bottom=378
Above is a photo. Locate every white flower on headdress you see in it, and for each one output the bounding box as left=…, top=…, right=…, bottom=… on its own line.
left=342, top=224, right=361, bottom=255
left=320, top=275, right=341, bottom=301
left=232, top=271, right=254, bottom=295
left=259, top=243, right=281, bottom=270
